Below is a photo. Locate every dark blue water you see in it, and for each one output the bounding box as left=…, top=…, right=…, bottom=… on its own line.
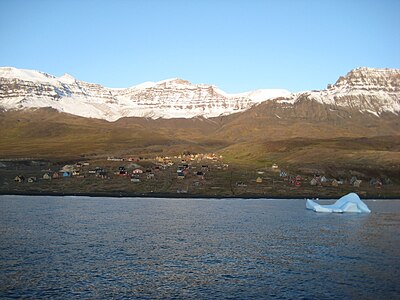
left=0, top=196, right=399, bottom=299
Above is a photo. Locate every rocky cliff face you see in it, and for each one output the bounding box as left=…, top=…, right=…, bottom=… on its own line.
left=1, top=66, right=399, bottom=121
left=114, top=78, right=279, bottom=119
left=277, top=67, right=400, bottom=116
left=0, top=67, right=289, bottom=121
left=333, top=67, right=400, bottom=91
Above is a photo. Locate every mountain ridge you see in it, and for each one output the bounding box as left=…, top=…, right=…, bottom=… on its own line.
left=0, top=66, right=290, bottom=121
left=275, top=67, right=400, bottom=117
left=0, top=66, right=399, bottom=121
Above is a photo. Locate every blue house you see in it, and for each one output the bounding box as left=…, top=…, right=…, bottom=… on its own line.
left=63, top=171, right=71, bottom=177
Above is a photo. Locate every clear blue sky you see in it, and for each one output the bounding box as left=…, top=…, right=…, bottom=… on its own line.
left=1, top=0, right=399, bottom=93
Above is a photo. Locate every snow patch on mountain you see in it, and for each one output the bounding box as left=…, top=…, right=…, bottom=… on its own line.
left=276, top=67, right=400, bottom=115
left=0, top=67, right=291, bottom=121
left=0, top=67, right=57, bottom=84
left=1, top=66, right=399, bottom=121
left=58, top=73, right=76, bottom=84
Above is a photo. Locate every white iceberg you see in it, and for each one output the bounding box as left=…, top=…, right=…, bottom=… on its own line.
left=306, top=193, right=371, bottom=213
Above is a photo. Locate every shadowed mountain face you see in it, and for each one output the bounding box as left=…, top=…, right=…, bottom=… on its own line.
left=215, top=99, right=400, bottom=142
left=0, top=105, right=399, bottom=172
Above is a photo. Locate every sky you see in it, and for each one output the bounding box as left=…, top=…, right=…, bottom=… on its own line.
left=0, top=0, right=399, bottom=93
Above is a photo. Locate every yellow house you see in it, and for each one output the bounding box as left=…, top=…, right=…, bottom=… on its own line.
left=14, top=175, right=24, bottom=183
left=256, top=177, right=263, bottom=183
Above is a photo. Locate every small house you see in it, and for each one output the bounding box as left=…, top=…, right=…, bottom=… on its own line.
left=95, top=167, right=104, bottom=174
left=28, top=177, right=37, bottom=183
left=256, top=177, right=263, bottom=183
left=177, top=172, right=185, bottom=179
left=350, top=176, right=358, bottom=185
left=196, top=171, right=204, bottom=179
left=320, top=176, right=328, bottom=183
left=353, top=180, right=362, bottom=187
left=43, top=173, right=51, bottom=180
left=108, top=157, right=124, bottom=161
left=383, top=178, right=392, bottom=185
left=52, top=172, right=60, bottom=179
left=131, top=178, right=140, bottom=183
left=375, top=181, right=382, bottom=189
left=97, top=171, right=107, bottom=179
left=14, top=175, right=24, bottom=183
left=63, top=172, right=71, bottom=177
left=279, top=171, right=287, bottom=178
left=291, top=175, right=302, bottom=186
left=147, top=173, right=155, bottom=179
left=310, top=178, right=318, bottom=186
left=72, top=170, right=80, bottom=176
left=272, top=164, right=279, bottom=170
left=132, top=169, right=143, bottom=174
left=60, top=165, right=75, bottom=173
left=331, top=179, right=339, bottom=187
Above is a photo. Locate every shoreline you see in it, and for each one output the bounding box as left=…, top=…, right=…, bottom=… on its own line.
left=1, top=191, right=399, bottom=200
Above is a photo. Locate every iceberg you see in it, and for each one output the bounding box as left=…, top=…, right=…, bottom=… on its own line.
left=306, top=193, right=371, bottom=213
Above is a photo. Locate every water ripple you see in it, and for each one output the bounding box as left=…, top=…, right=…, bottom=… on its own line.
left=0, top=196, right=399, bottom=299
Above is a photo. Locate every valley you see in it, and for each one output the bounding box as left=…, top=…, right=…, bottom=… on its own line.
left=0, top=108, right=399, bottom=198
left=1, top=67, right=399, bottom=198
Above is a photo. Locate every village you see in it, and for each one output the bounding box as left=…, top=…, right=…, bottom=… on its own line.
left=0, top=152, right=397, bottom=198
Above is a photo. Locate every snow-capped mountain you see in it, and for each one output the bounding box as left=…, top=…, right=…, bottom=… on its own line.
left=0, top=67, right=290, bottom=121
left=277, top=67, right=400, bottom=116
left=1, top=66, right=399, bottom=121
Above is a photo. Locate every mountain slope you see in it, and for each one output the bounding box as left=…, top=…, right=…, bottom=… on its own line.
left=0, top=108, right=226, bottom=158
left=1, top=66, right=399, bottom=173
left=1, top=108, right=399, bottom=181
left=1, top=66, right=399, bottom=121
left=0, top=67, right=290, bottom=120
left=276, top=67, right=400, bottom=116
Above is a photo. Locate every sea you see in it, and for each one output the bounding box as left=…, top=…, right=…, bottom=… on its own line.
left=0, top=195, right=399, bottom=299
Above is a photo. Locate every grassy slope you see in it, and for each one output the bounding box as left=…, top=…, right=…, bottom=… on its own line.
left=215, top=101, right=400, bottom=172
left=1, top=108, right=399, bottom=180
left=0, top=109, right=222, bottom=159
